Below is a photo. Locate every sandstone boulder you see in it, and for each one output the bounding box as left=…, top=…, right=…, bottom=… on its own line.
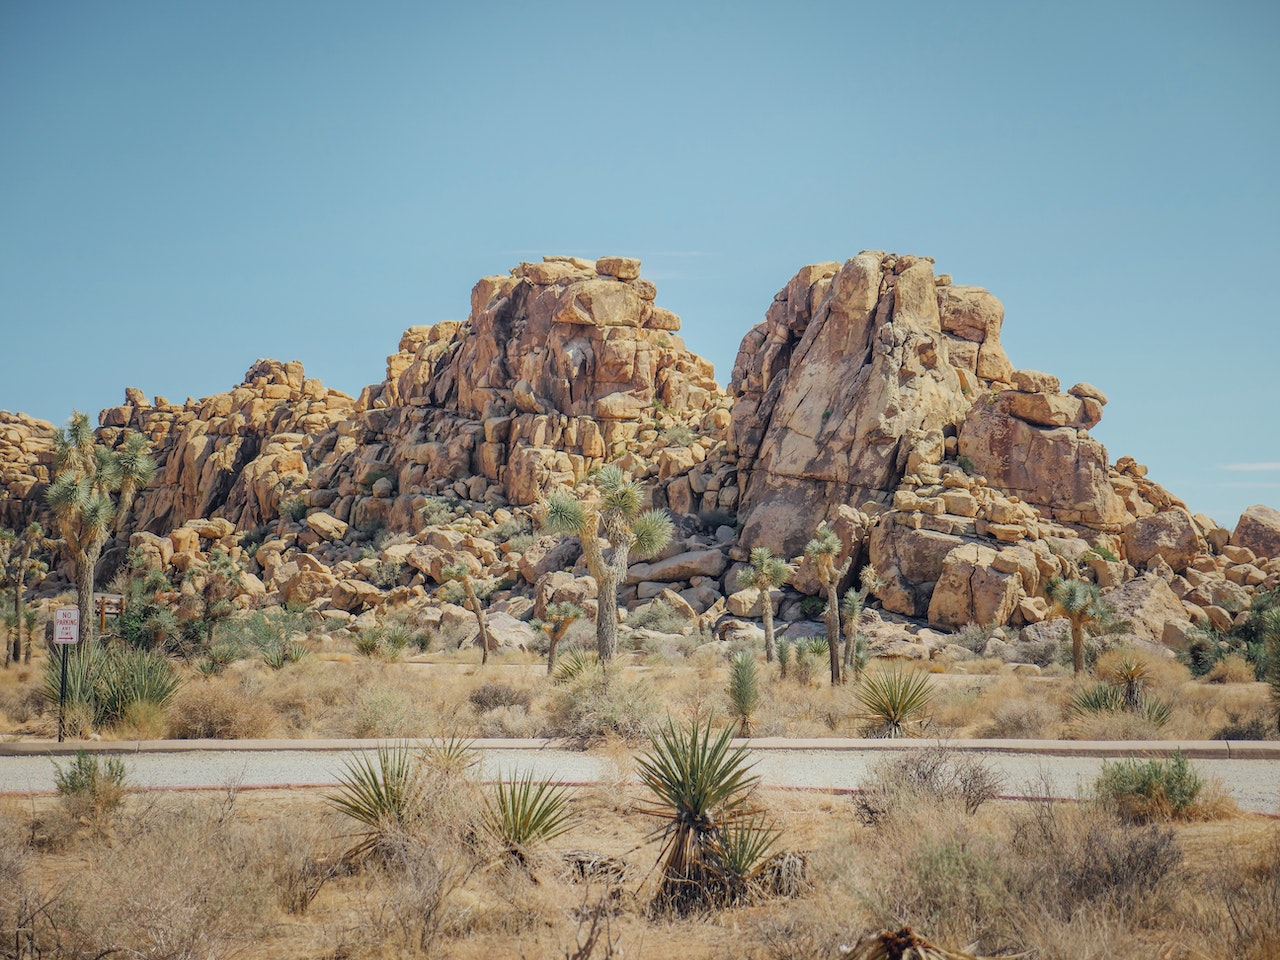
left=1100, top=574, right=1191, bottom=645
left=1123, top=508, right=1205, bottom=574
left=1231, top=504, right=1280, bottom=560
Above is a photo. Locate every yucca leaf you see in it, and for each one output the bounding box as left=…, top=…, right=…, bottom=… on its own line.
left=630, top=508, right=674, bottom=559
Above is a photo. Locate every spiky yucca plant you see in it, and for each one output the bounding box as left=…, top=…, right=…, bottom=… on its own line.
left=327, top=743, right=426, bottom=859
left=637, top=718, right=770, bottom=914
left=735, top=547, right=791, bottom=662
left=776, top=638, right=792, bottom=679
left=726, top=650, right=760, bottom=737
left=855, top=668, right=934, bottom=738
left=542, top=465, right=673, bottom=661
left=484, top=770, right=577, bottom=863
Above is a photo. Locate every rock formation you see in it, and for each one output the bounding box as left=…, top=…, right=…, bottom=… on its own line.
left=0, top=250, right=1275, bottom=656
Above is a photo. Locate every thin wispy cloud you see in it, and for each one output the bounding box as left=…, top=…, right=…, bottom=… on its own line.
left=1219, top=462, right=1280, bottom=471
left=1218, top=481, right=1280, bottom=489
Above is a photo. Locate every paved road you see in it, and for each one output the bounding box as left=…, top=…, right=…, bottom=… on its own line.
left=2, top=741, right=1277, bottom=813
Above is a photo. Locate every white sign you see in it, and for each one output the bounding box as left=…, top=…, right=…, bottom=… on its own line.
left=53, top=608, right=80, bottom=645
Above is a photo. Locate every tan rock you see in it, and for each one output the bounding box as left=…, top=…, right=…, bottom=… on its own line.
left=331, top=579, right=383, bottom=612
left=306, top=511, right=349, bottom=542
left=1100, top=574, right=1191, bottom=644
left=627, top=549, right=727, bottom=584
left=927, top=542, right=1022, bottom=630
left=1068, top=382, right=1108, bottom=405
left=937, top=285, right=1003, bottom=343
left=595, top=256, right=642, bottom=281
left=1231, top=504, right=1280, bottom=560
left=1123, top=508, right=1206, bottom=574
left=1010, top=370, right=1060, bottom=394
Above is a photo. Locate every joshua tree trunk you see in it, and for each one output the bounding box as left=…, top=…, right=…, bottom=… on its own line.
left=546, top=622, right=568, bottom=675
left=761, top=594, right=777, bottom=664
left=824, top=576, right=842, bottom=686
left=74, top=540, right=105, bottom=645
left=462, top=580, right=492, bottom=665
left=1071, top=617, right=1085, bottom=676
left=580, top=527, right=630, bottom=663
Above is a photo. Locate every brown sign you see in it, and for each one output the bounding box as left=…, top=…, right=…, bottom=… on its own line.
left=94, top=594, right=125, bottom=617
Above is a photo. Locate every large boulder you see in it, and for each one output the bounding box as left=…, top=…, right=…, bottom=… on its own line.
left=1123, top=508, right=1205, bottom=574
left=927, top=542, right=1022, bottom=630
left=732, top=253, right=969, bottom=555
left=1232, top=505, right=1280, bottom=561
left=1101, top=574, right=1191, bottom=645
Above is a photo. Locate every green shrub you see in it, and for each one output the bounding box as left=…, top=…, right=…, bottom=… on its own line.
left=468, top=682, right=532, bottom=713
left=660, top=424, right=695, bottom=446
left=797, top=596, right=826, bottom=621
left=629, top=600, right=694, bottom=634
left=279, top=497, right=308, bottom=523
left=43, top=645, right=181, bottom=731
left=1095, top=751, right=1204, bottom=822
left=543, top=672, right=657, bottom=745
left=54, top=750, right=128, bottom=822
left=417, top=496, right=459, bottom=527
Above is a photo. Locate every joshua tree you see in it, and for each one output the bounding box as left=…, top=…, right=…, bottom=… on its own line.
left=179, top=548, right=243, bottom=652
left=45, top=413, right=155, bottom=643
left=532, top=601, right=584, bottom=675
left=1047, top=576, right=1104, bottom=675
left=804, top=523, right=851, bottom=685
left=542, top=465, right=674, bottom=662
left=441, top=561, right=493, bottom=664
left=840, top=564, right=882, bottom=680
left=735, top=547, right=791, bottom=663
left=0, top=522, right=47, bottom=665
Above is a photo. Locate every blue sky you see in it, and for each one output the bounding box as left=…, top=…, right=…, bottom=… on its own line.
left=1, top=0, right=1276, bottom=526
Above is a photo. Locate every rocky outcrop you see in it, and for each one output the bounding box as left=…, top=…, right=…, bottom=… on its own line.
left=1, top=249, right=1276, bottom=656
left=730, top=253, right=970, bottom=555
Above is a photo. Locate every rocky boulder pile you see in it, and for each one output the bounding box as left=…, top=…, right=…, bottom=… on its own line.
left=0, top=250, right=1276, bottom=659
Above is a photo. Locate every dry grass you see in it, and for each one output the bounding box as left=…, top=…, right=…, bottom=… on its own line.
left=5, top=631, right=1274, bottom=746
left=0, top=775, right=1275, bottom=960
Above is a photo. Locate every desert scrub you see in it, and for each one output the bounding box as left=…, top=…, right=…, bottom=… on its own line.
left=169, top=677, right=277, bottom=739
left=1094, top=751, right=1214, bottom=822
left=543, top=670, right=658, bottom=744
left=853, top=745, right=1004, bottom=826
left=54, top=751, right=128, bottom=825
left=628, top=599, right=694, bottom=635
left=468, top=681, right=533, bottom=713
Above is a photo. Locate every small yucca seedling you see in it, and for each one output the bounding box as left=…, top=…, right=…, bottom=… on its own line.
left=552, top=647, right=596, bottom=685
left=484, top=770, right=577, bottom=863
left=726, top=650, right=760, bottom=737
left=855, top=668, right=934, bottom=738
left=421, top=736, right=479, bottom=779
left=776, top=638, right=792, bottom=679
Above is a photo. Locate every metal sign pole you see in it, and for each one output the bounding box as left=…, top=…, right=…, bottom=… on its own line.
left=58, top=643, right=68, bottom=743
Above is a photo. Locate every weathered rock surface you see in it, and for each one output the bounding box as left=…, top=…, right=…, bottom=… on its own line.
left=1232, top=504, right=1280, bottom=561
